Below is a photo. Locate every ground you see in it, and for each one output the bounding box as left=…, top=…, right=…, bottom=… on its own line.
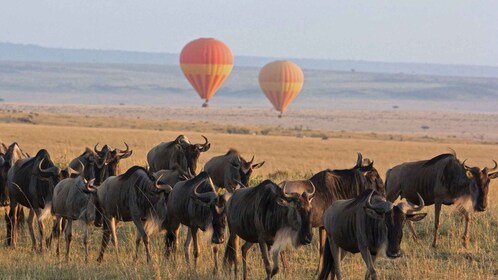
left=0, top=109, right=496, bottom=279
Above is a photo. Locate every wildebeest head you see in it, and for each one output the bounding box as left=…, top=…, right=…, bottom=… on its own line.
left=211, top=193, right=228, bottom=244
left=26, top=150, right=62, bottom=208
left=363, top=190, right=426, bottom=258
left=463, top=159, right=498, bottom=212
left=0, top=153, right=8, bottom=205
left=229, top=152, right=265, bottom=188
left=354, top=153, right=386, bottom=197
left=178, top=135, right=210, bottom=176
left=278, top=181, right=316, bottom=246
left=189, top=172, right=219, bottom=232
left=0, top=142, right=27, bottom=206
left=106, top=142, right=133, bottom=176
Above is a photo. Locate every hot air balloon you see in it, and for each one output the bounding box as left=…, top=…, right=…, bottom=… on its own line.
left=179, top=38, right=234, bottom=107
left=258, top=60, right=304, bottom=117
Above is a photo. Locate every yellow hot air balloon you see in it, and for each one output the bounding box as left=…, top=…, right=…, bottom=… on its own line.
left=180, top=38, right=234, bottom=107
left=258, top=60, right=304, bottom=117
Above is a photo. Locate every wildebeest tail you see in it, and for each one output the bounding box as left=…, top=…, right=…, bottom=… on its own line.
left=223, top=234, right=238, bottom=269
left=317, top=237, right=335, bottom=280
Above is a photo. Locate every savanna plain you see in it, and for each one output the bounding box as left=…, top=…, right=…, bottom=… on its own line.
left=0, top=110, right=497, bottom=280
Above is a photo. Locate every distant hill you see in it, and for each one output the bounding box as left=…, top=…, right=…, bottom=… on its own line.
left=2, top=42, right=498, bottom=78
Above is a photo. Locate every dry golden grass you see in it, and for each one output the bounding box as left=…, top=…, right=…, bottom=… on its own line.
left=0, top=115, right=497, bottom=279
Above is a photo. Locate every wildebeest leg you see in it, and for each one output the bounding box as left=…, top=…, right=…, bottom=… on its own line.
left=270, top=247, right=281, bottom=277
left=110, top=218, right=119, bottom=258
left=258, top=240, right=272, bottom=280
left=134, top=228, right=141, bottom=261
left=459, top=207, right=471, bottom=247
left=184, top=228, right=192, bottom=265
left=432, top=203, right=442, bottom=248
left=241, top=241, right=254, bottom=280
left=55, top=216, right=62, bottom=256
left=316, top=226, right=326, bottom=274
left=212, top=245, right=219, bottom=275
left=359, top=246, right=377, bottom=280
left=365, top=254, right=378, bottom=280
left=191, top=227, right=200, bottom=269
left=407, top=221, right=419, bottom=241
left=64, top=219, right=73, bottom=261
left=280, top=251, right=288, bottom=275
left=132, top=217, right=150, bottom=263
left=34, top=208, right=45, bottom=253
left=7, top=203, right=19, bottom=247
left=223, top=233, right=239, bottom=276
left=83, top=222, right=89, bottom=263
left=330, top=237, right=342, bottom=280
left=27, top=208, right=37, bottom=252
left=97, top=217, right=111, bottom=263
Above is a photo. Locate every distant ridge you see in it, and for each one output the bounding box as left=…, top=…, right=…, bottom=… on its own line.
left=1, top=42, right=498, bottom=78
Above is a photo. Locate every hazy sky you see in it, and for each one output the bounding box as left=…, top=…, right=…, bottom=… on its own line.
left=1, top=1, right=497, bottom=66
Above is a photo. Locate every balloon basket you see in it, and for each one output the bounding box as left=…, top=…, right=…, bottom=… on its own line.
left=202, top=102, right=209, bottom=108
left=278, top=113, right=283, bottom=118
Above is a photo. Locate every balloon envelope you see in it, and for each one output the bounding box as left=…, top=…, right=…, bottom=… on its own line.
left=180, top=38, right=234, bottom=106
left=258, top=60, right=304, bottom=115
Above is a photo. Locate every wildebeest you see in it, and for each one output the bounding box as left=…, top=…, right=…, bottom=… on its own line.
left=280, top=153, right=385, bottom=272
left=67, top=147, right=104, bottom=182
left=386, top=152, right=498, bottom=247
left=204, top=149, right=264, bottom=192
left=94, top=142, right=133, bottom=182
left=165, top=172, right=225, bottom=270
left=0, top=142, right=29, bottom=206
left=153, top=165, right=194, bottom=187
left=7, top=149, right=62, bottom=251
left=51, top=167, right=98, bottom=262
left=224, top=180, right=315, bottom=280
left=96, top=166, right=172, bottom=263
left=147, top=135, right=210, bottom=174
left=318, top=190, right=426, bottom=280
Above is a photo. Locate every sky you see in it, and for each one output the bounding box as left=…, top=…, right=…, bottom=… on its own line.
left=1, top=1, right=497, bottom=66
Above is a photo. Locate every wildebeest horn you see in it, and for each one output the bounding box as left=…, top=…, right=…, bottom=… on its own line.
left=233, top=179, right=247, bottom=190
left=365, top=191, right=390, bottom=212
left=38, top=158, right=60, bottom=176
left=67, top=160, right=85, bottom=176
left=407, top=193, right=425, bottom=212
left=193, top=177, right=218, bottom=204
left=196, top=135, right=210, bottom=152
left=306, top=181, right=316, bottom=198
left=154, top=174, right=173, bottom=193
left=462, top=159, right=471, bottom=170
left=356, top=152, right=363, bottom=167
left=94, top=143, right=103, bottom=154
left=281, top=181, right=299, bottom=199
left=177, top=135, right=191, bottom=147
left=84, top=179, right=97, bottom=193
left=487, top=160, right=498, bottom=172
left=116, top=142, right=132, bottom=159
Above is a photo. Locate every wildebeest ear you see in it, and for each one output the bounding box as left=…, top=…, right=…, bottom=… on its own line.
left=252, top=161, right=265, bottom=169
left=364, top=207, right=384, bottom=220
left=406, top=213, right=427, bottom=222
left=465, top=170, right=474, bottom=178
left=489, top=172, right=498, bottom=179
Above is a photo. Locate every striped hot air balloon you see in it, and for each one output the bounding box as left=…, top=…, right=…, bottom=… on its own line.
left=180, top=38, right=234, bottom=107
left=258, top=60, right=304, bottom=117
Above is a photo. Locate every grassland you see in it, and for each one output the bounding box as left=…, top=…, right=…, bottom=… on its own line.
left=0, top=113, right=497, bottom=279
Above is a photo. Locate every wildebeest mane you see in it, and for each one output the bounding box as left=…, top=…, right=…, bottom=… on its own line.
left=310, top=169, right=366, bottom=203
left=118, top=166, right=155, bottom=182
left=423, top=153, right=455, bottom=167
left=225, top=148, right=239, bottom=156
left=78, top=148, right=94, bottom=157
left=344, top=189, right=377, bottom=210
